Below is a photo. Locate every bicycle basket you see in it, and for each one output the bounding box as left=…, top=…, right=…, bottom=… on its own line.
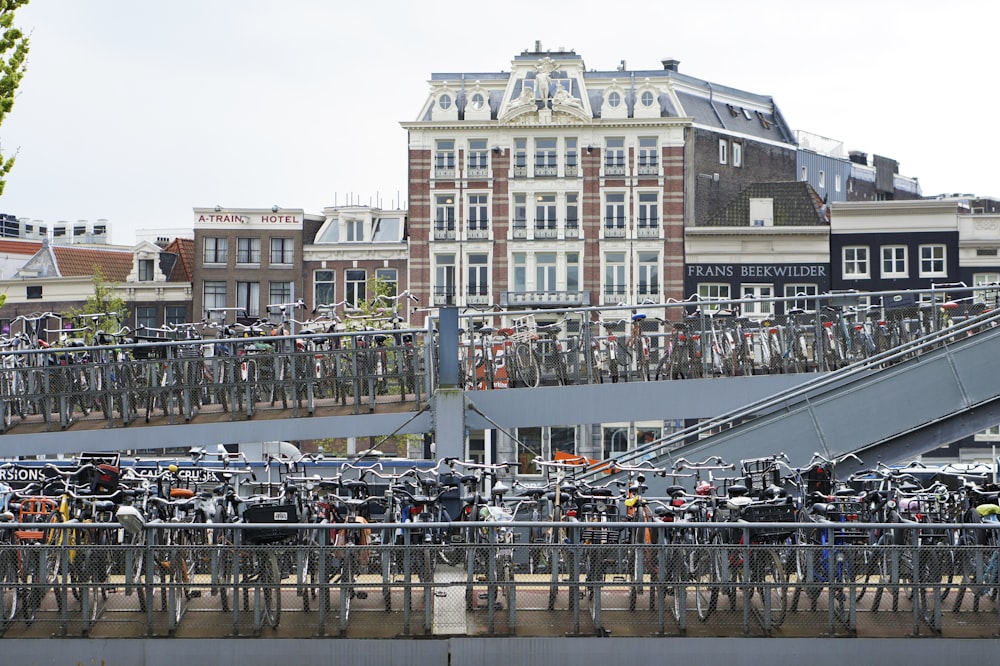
left=740, top=500, right=796, bottom=540
left=512, top=314, right=537, bottom=343
left=243, top=503, right=298, bottom=544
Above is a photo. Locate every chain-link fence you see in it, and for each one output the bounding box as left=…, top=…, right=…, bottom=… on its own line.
left=3, top=521, right=1000, bottom=639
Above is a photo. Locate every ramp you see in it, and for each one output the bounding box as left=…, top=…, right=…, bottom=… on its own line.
left=589, top=311, right=1000, bottom=485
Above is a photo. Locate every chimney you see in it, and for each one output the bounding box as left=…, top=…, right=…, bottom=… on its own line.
left=661, top=58, right=680, bottom=72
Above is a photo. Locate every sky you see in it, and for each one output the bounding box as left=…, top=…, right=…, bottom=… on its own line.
left=0, top=0, right=997, bottom=245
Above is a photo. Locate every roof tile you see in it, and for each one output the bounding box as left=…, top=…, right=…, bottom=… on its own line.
left=51, top=246, right=133, bottom=281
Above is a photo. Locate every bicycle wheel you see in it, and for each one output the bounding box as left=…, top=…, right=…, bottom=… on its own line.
left=693, top=547, right=719, bottom=622
left=514, top=344, right=539, bottom=388
left=0, top=550, right=18, bottom=628
left=260, top=550, right=281, bottom=629
left=750, top=549, right=787, bottom=629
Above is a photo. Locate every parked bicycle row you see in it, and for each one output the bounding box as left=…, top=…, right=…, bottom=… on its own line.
left=2, top=451, right=1000, bottom=636
left=0, top=289, right=994, bottom=432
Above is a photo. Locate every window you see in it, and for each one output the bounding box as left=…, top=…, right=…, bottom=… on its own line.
left=718, top=139, right=728, bottom=165
left=800, top=166, right=808, bottom=181
left=468, top=138, right=488, bottom=170
left=638, top=137, right=658, bottom=171
left=551, top=426, right=577, bottom=457
left=74, top=225, right=86, bottom=236
left=136, top=306, right=157, bottom=330
left=637, top=252, right=659, bottom=297
left=345, top=269, right=366, bottom=307
left=346, top=218, right=364, bottom=242
left=236, top=281, right=260, bottom=317
left=605, top=137, right=625, bottom=172
left=470, top=93, right=485, bottom=110
left=536, top=253, right=557, bottom=291
left=165, top=306, right=185, bottom=326
left=203, top=237, right=227, bottom=264
left=565, top=193, right=579, bottom=229
left=881, top=246, right=908, bottom=278
left=236, top=237, right=260, bottom=265
left=434, top=139, right=455, bottom=174
left=93, top=224, right=106, bottom=235
left=270, top=238, right=293, bottom=265
left=467, top=254, right=489, bottom=296
left=698, top=283, right=731, bottom=311
left=512, top=253, right=526, bottom=292
left=438, top=94, right=451, bottom=110
left=637, top=192, right=658, bottom=229
left=434, top=255, right=455, bottom=305
left=566, top=253, right=579, bottom=292
left=468, top=194, right=488, bottom=231
left=203, top=281, right=227, bottom=317
left=603, top=426, right=630, bottom=459
left=785, top=284, right=818, bottom=312
left=919, top=244, right=946, bottom=277
left=605, top=192, right=625, bottom=230
left=513, top=138, right=527, bottom=174
left=974, top=273, right=1000, bottom=308
left=435, top=195, right=456, bottom=232
left=138, top=259, right=154, bottom=282
left=641, top=91, right=654, bottom=107
left=269, top=282, right=292, bottom=311
left=516, top=427, right=543, bottom=475
left=565, top=138, right=578, bottom=170
left=375, top=268, right=397, bottom=297
left=818, top=170, right=826, bottom=189
left=604, top=252, right=626, bottom=300
left=512, top=194, right=527, bottom=230
left=732, top=142, right=742, bottom=168
left=535, top=194, right=556, bottom=229
left=741, top=284, right=773, bottom=318
left=314, top=270, right=335, bottom=306
left=26, top=285, right=41, bottom=299
left=607, top=91, right=621, bottom=108
left=835, top=174, right=842, bottom=193
left=843, top=246, right=869, bottom=279
left=535, top=138, right=557, bottom=174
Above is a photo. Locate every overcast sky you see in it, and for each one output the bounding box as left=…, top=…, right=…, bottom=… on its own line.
left=0, top=0, right=996, bottom=245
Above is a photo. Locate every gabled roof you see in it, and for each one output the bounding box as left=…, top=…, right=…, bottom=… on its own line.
left=702, top=181, right=829, bottom=227
left=50, top=245, right=133, bottom=281
left=161, top=238, right=194, bottom=282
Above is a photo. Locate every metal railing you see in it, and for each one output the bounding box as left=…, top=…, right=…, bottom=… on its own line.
left=3, top=521, right=1000, bottom=639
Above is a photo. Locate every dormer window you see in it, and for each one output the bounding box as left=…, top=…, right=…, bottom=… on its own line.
left=607, top=91, right=621, bottom=108
left=641, top=91, right=654, bottom=107
left=470, top=93, right=485, bottom=110
left=439, top=93, right=452, bottom=110
left=138, top=259, right=154, bottom=282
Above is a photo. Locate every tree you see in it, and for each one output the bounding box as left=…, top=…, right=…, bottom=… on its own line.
left=0, top=0, right=29, bottom=195
left=343, top=275, right=396, bottom=331
left=70, top=267, right=128, bottom=342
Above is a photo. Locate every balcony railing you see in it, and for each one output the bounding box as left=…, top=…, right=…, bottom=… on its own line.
left=534, top=165, right=558, bottom=177
left=636, top=226, right=659, bottom=238
left=499, top=290, right=591, bottom=307
left=466, top=228, right=490, bottom=240
left=467, top=166, right=489, bottom=178
left=534, top=227, right=558, bottom=239
left=604, top=164, right=626, bottom=176
left=465, top=292, right=491, bottom=305
left=434, top=167, right=456, bottom=179
left=513, top=165, right=528, bottom=178
left=565, top=165, right=578, bottom=177
left=433, top=288, right=456, bottom=306
left=604, top=227, right=626, bottom=238
left=564, top=224, right=579, bottom=239
left=512, top=224, right=528, bottom=239
left=434, top=227, right=456, bottom=240
left=637, top=164, right=659, bottom=176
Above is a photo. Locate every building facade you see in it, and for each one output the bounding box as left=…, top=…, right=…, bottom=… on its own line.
left=191, top=208, right=321, bottom=324
left=402, top=48, right=803, bottom=324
